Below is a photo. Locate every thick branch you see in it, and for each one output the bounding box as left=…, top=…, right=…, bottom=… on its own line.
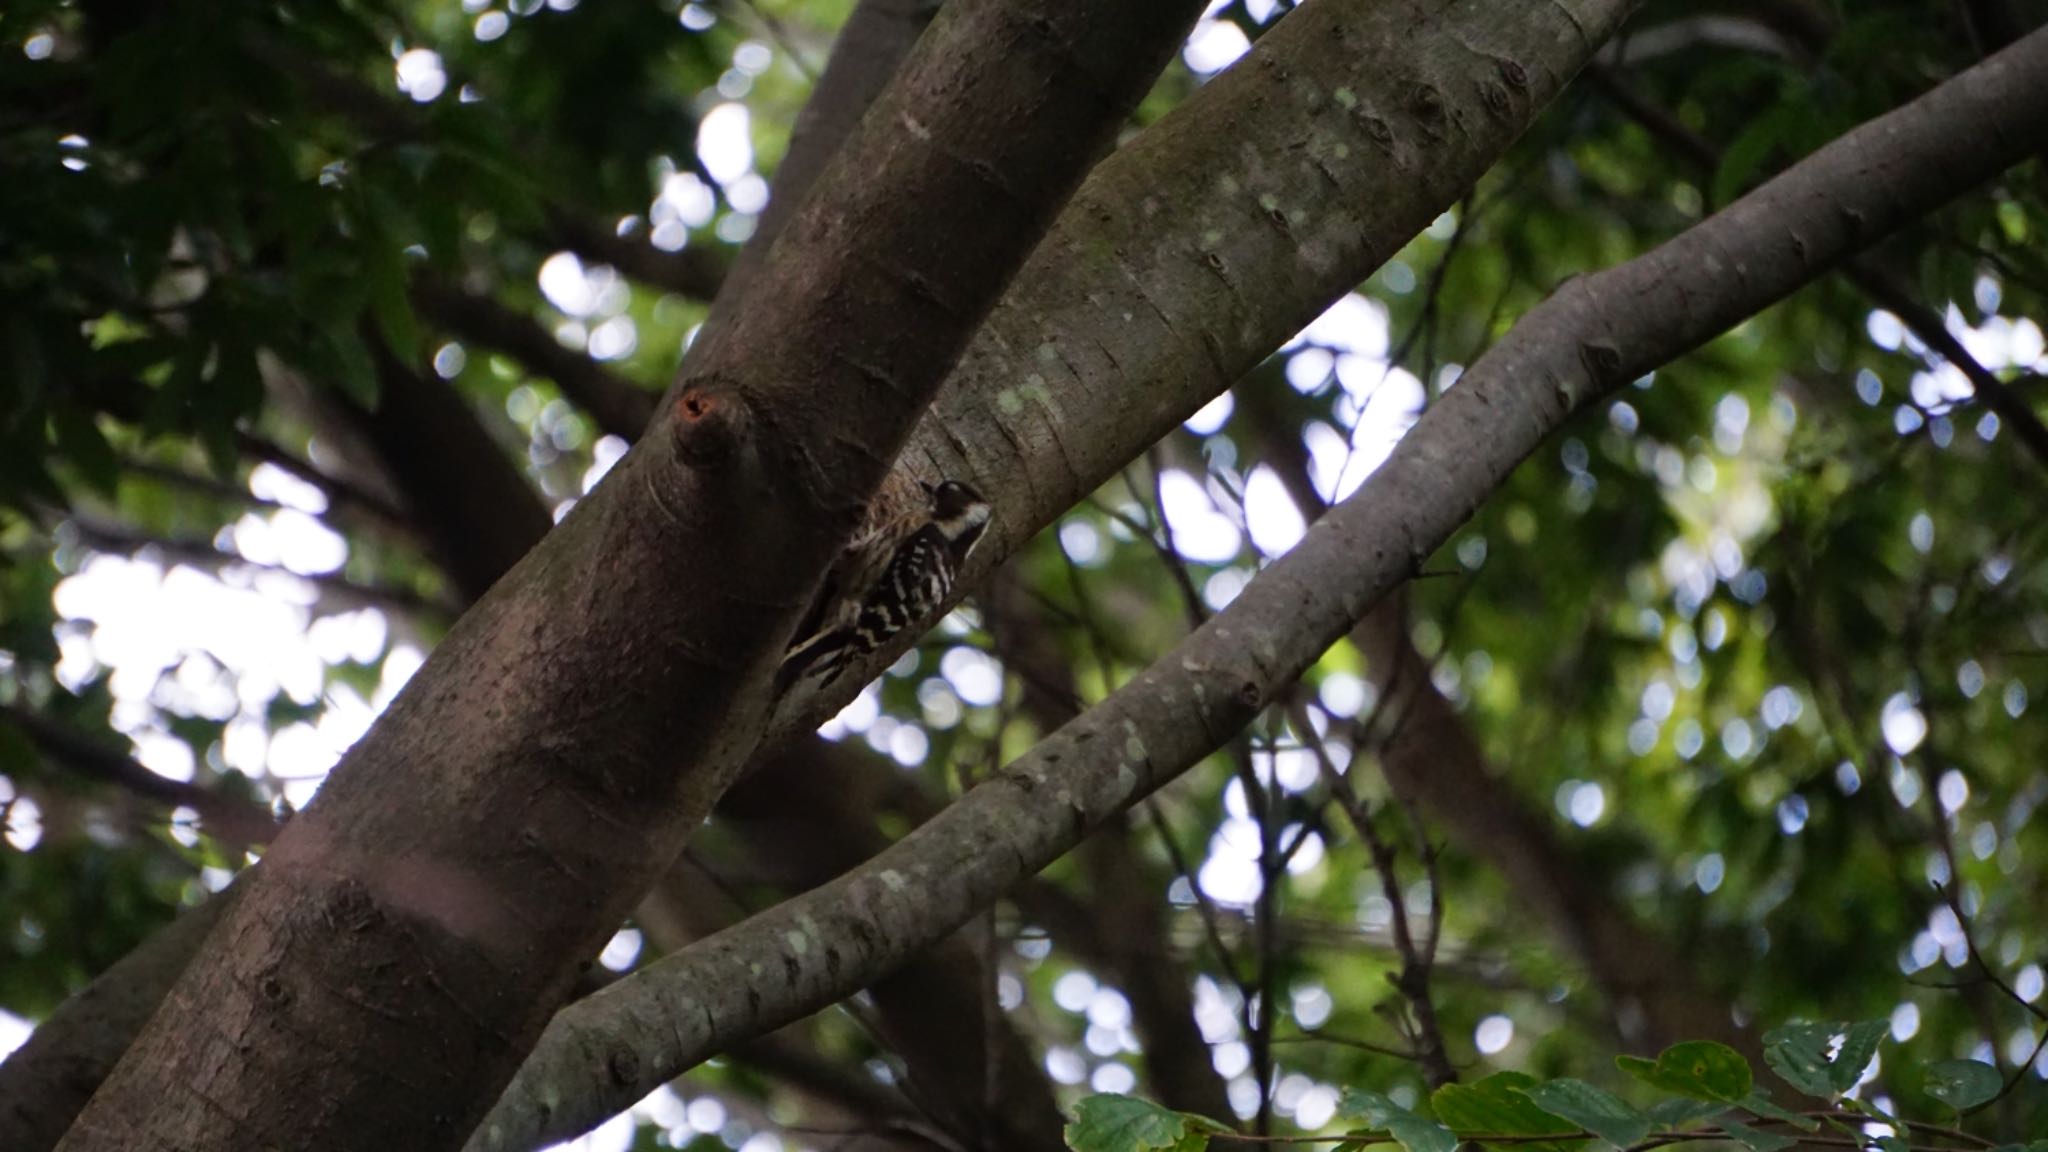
left=476, top=23, right=2048, bottom=1147
left=714, top=744, right=1070, bottom=1152
left=769, top=0, right=1643, bottom=732
left=56, top=3, right=1203, bottom=1149
left=1587, top=63, right=2048, bottom=472
left=987, top=568, right=1234, bottom=1119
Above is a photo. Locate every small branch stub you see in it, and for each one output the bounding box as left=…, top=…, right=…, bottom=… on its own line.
left=670, top=381, right=748, bottom=470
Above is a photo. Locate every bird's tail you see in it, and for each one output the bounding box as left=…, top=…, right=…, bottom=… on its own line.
left=776, top=628, right=852, bottom=696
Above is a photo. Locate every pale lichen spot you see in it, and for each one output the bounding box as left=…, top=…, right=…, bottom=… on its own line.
left=785, top=930, right=810, bottom=955
left=901, top=112, right=932, bottom=141
left=1219, top=174, right=1240, bottom=196
left=1334, top=87, right=1358, bottom=110
left=997, top=389, right=1024, bottom=415
left=1116, top=764, right=1137, bottom=793
left=1202, top=228, right=1225, bottom=247
left=1036, top=343, right=1060, bottom=364
left=881, top=869, right=908, bottom=892
left=1334, top=143, right=1351, bottom=160
left=1290, top=209, right=1309, bottom=226
left=1122, top=719, right=1146, bottom=762
left=750, top=962, right=764, bottom=977
left=1258, top=193, right=1280, bottom=213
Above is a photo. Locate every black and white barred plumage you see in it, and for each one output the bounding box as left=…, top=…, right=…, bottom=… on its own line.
left=778, top=479, right=991, bottom=692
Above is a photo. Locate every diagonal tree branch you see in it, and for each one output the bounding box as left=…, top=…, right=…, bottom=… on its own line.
left=56, top=3, right=1206, bottom=1149
left=985, top=566, right=1236, bottom=1119
left=769, top=0, right=1645, bottom=735
left=473, top=23, right=2048, bottom=1147
left=0, top=7, right=1051, bottom=1135
left=1586, top=61, right=2048, bottom=473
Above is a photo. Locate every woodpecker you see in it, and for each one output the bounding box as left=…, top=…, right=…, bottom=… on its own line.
left=778, top=478, right=992, bottom=692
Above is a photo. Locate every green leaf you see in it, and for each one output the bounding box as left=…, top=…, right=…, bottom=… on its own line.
left=1923, top=1059, right=2001, bottom=1112
left=1762, top=1022, right=1835, bottom=1097
left=1513, top=1079, right=1651, bottom=1149
left=51, top=405, right=119, bottom=496
left=367, top=241, right=421, bottom=355
left=1763, top=1021, right=1883, bottom=1098
left=1643, top=1098, right=1726, bottom=1128
left=1615, top=1041, right=1753, bottom=1102
left=1720, top=1118, right=1796, bottom=1152
left=1066, top=1095, right=1226, bottom=1152
left=1737, top=1092, right=1818, bottom=1131
left=1431, top=1072, right=1582, bottom=1151
left=1340, top=1090, right=1457, bottom=1152
left=1710, top=108, right=1787, bottom=207
left=1828, top=1020, right=1887, bottom=1092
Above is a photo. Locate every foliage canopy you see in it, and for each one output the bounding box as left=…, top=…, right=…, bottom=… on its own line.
left=2, top=0, right=2046, bottom=1150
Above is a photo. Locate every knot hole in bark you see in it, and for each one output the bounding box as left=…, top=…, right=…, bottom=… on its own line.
left=671, top=378, right=749, bottom=471
left=1579, top=339, right=1624, bottom=389
left=607, top=1047, right=640, bottom=1087
left=1408, top=83, right=1447, bottom=139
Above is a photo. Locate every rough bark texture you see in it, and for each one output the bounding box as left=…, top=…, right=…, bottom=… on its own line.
left=3, top=5, right=1060, bottom=1148
left=55, top=4, right=1202, bottom=1148
left=768, top=0, right=1644, bottom=737
left=716, top=746, right=1071, bottom=1152
left=474, top=23, right=2048, bottom=1147
left=480, top=0, right=1643, bottom=1139
left=987, top=569, right=1234, bottom=1119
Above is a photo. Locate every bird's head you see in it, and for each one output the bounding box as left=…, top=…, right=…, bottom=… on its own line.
left=929, top=480, right=992, bottom=549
